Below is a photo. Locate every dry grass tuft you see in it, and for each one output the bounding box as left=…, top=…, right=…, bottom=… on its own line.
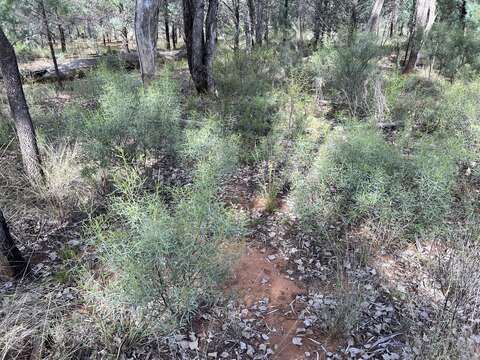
left=31, top=142, right=95, bottom=222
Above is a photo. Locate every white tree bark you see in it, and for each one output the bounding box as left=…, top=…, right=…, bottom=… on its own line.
left=403, top=0, right=437, bottom=73
left=367, top=0, right=385, bottom=33
left=135, top=0, right=161, bottom=86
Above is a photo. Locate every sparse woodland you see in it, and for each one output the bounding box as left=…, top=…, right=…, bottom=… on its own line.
left=1, top=0, right=480, bottom=358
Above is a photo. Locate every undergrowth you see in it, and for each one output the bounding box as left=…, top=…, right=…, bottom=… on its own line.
left=82, top=121, right=243, bottom=345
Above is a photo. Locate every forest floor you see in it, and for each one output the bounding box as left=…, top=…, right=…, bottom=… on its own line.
left=0, top=148, right=437, bottom=359
left=2, top=49, right=479, bottom=359
left=169, top=164, right=442, bottom=359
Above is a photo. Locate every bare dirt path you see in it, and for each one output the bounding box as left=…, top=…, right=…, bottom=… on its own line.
left=220, top=167, right=333, bottom=360
left=228, top=246, right=308, bottom=360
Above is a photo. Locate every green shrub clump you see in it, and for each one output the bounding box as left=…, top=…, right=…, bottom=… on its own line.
left=291, top=123, right=464, bottom=248
left=389, top=77, right=480, bottom=146
left=84, top=122, right=242, bottom=336
left=74, top=67, right=181, bottom=165
left=312, top=34, right=384, bottom=117
left=214, top=49, right=279, bottom=153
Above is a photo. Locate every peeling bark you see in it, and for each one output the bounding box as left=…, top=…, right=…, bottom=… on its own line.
left=403, top=0, right=436, bottom=73
left=367, top=0, right=385, bottom=33
left=135, top=0, right=161, bottom=86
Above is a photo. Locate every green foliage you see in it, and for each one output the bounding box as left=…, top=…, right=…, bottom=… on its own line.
left=214, top=49, right=280, bottom=154
left=32, top=142, right=94, bottom=222
left=14, top=43, right=50, bottom=62
left=312, top=34, right=384, bottom=117
left=73, top=67, right=181, bottom=165
left=426, top=23, right=480, bottom=79
left=389, top=76, right=480, bottom=157
left=252, top=75, right=315, bottom=212
left=291, top=122, right=463, bottom=247
left=182, top=118, right=240, bottom=186
left=0, top=118, right=13, bottom=148
left=84, top=123, right=242, bottom=334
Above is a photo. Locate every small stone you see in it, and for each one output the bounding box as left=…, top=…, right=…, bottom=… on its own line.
left=292, top=337, right=303, bottom=346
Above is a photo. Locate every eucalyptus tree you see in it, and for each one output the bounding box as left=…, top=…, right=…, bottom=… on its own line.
left=163, top=0, right=171, bottom=49
left=183, top=0, right=219, bottom=93
left=135, top=0, right=160, bottom=85
left=367, top=0, right=385, bottom=33
left=0, top=25, right=43, bottom=183
left=403, top=0, right=437, bottom=73
left=223, top=0, right=241, bottom=50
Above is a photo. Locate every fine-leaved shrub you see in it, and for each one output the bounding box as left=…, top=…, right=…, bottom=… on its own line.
left=83, top=122, right=243, bottom=338
left=214, top=49, right=280, bottom=154
left=291, top=122, right=464, bottom=250
left=75, top=67, right=181, bottom=166
left=312, top=34, right=384, bottom=117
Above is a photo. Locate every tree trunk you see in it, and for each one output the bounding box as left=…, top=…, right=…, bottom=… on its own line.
left=313, top=0, right=323, bottom=48
left=0, top=26, right=43, bottom=183
left=183, top=0, right=219, bottom=93
left=233, top=0, right=240, bottom=50
left=135, top=0, right=161, bottom=86
left=121, top=27, right=130, bottom=52
left=459, top=0, right=467, bottom=31
left=0, top=209, right=28, bottom=279
left=244, top=15, right=251, bottom=49
left=403, top=0, right=436, bottom=73
left=164, top=0, right=171, bottom=49
left=86, top=21, right=93, bottom=38
left=172, top=21, right=177, bottom=49
left=255, top=0, right=264, bottom=46
left=58, top=24, right=67, bottom=52
left=264, top=0, right=269, bottom=44
left=118, top=2, right=130, bottom=53
left=390, top=0, right=399, bottom=37
left=297, top=0, right=304, bottom=45
left=40, top=0, right=62, bottom=88
left=247, top=0, right=256, bottom=47
left=367, top=0, right=385, bottom=33
left=282, top=0, right=289, bottom=43
left=349, top=0, right=359, bottom=41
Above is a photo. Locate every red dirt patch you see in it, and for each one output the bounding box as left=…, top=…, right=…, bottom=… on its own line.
left=227, top=246, right=321, bottom=360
